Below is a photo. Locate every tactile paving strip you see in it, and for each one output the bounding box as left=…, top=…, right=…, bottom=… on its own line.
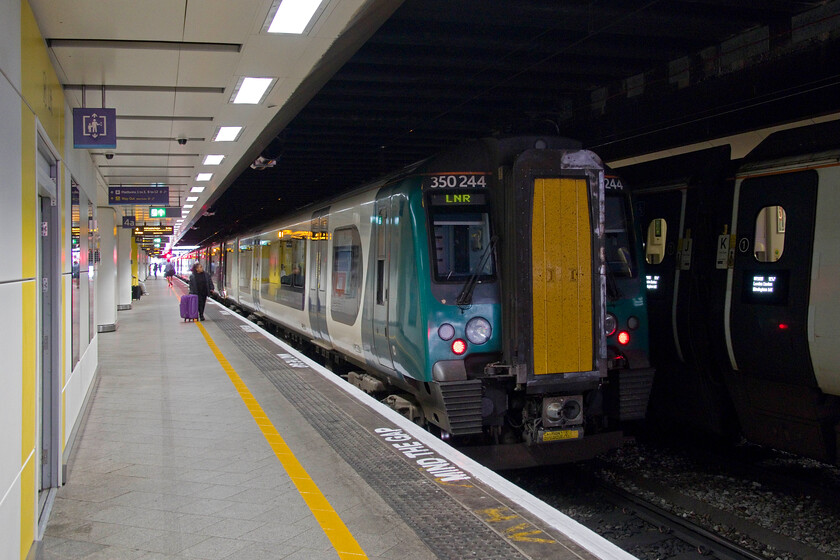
left=214, top=315, right=528, bottom=560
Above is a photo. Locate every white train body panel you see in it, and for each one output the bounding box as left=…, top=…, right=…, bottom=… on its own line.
left=810, top=163, right=840, bottom=396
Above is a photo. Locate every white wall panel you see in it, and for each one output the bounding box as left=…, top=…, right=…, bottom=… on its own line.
left=0, top=283, right=23, bottom=522
left=0, top=476, right=21, bottom=560
left=0, top=75, right=23, bottom=283
left=0, top=0, right=20, bottom=92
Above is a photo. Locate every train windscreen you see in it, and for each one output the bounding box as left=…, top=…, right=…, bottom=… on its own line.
left=605, top=193, right=637, bottom=278
left=431, top=209, right=495, bottom=282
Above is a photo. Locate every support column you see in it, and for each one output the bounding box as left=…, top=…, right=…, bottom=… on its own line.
left=96, top=207, right=118, bottom=331
left=117, top=227, right=132, bottom=310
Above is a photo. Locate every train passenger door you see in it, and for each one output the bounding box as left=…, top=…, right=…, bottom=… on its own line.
left=633, top=188, right=687, bottom=366
left=308, top=208, right=330, bottom=343
left=372, top=194, right=394, bottom=368
left=727, top=170, right=818, bottom=386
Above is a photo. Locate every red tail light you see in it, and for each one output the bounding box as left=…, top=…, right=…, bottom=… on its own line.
left=452, top=339, right=467, bottom=355
left=617, top=331, right=630, bottom=345
left=779, top=323, right=789, bottom=330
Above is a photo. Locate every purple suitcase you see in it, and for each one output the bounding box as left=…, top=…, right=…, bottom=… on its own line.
left=180, top=294, right=199, bottom=321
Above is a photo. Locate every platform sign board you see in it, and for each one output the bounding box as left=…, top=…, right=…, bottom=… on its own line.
left=121, top=216, right=136, bottom=229
left=135, top=236, right=170, bottom=244
left=109, top=186, right=169, bottom=205
left=73, top=108, right=117, bottom=148
left=133, top=225, right=174, bottom=236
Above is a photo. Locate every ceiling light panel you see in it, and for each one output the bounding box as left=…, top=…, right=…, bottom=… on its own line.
left=184, top=204, right=194, bottom=209
left=266, top=0, right=325, bottom=34
left=213, top=126, right=242, bottom=142
left=187, top=196, right=199, bottom=202
left=203, top=155, right=224, bottom=166
left=196, top=173, right=213, bottom=181
left=190, top=186, right=206, bottom=193
left=231, top=77, right=276, bottom=104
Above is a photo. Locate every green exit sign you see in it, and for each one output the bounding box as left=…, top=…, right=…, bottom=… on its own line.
left=149, top=207, right=182, bottom=218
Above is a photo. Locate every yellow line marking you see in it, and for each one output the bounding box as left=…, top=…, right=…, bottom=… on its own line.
left=195, top=322, right=368, bottom=560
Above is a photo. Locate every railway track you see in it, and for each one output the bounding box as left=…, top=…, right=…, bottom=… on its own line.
left=597, top=481, right=765, bottom=560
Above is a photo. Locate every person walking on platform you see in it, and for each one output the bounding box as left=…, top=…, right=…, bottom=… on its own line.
left=188, top=263, right=214, bottom=321
left=164, top=262, right=176, bottom=287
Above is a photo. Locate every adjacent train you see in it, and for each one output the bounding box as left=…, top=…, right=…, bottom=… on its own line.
left=179, top=137, right=654, bottom=468
left=618, top=119, right=840, bottom=464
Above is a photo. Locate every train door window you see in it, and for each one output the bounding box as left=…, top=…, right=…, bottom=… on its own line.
left=376, top=210, right=387, bottom=304
left=605, top=194, right=636, bottom=277
left=331, top=226, right=362, bottom=325
left=260, top=241, right=271, bottom=284
left=292, top=238, right=306, bottom=288
left=754, top=205, right=786, bottom=262
left=645, top=218, right=667, bottom=265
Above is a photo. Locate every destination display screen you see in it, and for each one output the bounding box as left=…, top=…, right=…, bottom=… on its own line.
left=742, top=270, right=790, bottom=305
left=645, top=274, right=660, bottom=291
left=430, top=192, right=487, bottom=206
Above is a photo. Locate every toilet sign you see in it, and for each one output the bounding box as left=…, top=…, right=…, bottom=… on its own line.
left=73, top=107, right=117, bottom=148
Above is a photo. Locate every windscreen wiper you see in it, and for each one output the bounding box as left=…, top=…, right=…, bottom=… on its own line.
left=456, top=235, right=498, bottom=307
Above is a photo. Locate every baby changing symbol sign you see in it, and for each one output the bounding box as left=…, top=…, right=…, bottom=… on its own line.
left=73, top=107, right=117, bottom=148
left=84, top=113, right=106, bottom=138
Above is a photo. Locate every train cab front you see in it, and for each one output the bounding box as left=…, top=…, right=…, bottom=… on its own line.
left=419, top=176, right=507, bottom=438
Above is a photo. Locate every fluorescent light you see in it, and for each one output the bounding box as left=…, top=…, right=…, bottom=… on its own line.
left=232, top=77, right=275, bottom=104
left=186, top=196, right=198, bottom=202
left=183, top=204, right=194, bottom=209
left=196, top=173, right=213, bottom=182
left=190, top=186, right=205, bottom=193
left=213, top=126, right=242, bottom=142
left=267, top=0, right=323, bottom=34
left=203, top=155, right=224, bottom=166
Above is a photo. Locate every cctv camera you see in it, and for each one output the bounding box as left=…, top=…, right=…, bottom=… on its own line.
left=177, top=138, right=187, bottom=146
left=105, top=153, right=114, bottom=160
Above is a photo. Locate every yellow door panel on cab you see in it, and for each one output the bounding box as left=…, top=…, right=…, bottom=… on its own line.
left=532, top=178, right=593, bottom=375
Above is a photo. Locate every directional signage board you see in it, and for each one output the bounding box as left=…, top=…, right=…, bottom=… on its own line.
left=133, top=225, right=174, bottom=236
left=149, top=207, right=182, bottom=218
left=109, top=186, right=169, bottom=205
left=135, top=236, right=170, bottom=244
left=73, top=107, right=117, bottom=148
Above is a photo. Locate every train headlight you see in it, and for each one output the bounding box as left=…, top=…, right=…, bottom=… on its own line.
left=605, top=313, right=617, bottom=336
left=438, top=323, right=455, bottom=341
left=627, top=316, right=640, bottom=330
left=465, top=317, right=492, bottom=344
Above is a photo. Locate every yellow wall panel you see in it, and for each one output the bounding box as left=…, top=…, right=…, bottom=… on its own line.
left=20, top=1, right=64, bottom=155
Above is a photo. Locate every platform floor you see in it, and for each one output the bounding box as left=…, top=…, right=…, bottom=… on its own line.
left=31, top=277, right=626, bottom=560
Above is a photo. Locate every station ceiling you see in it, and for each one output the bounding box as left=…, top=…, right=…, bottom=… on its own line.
left=34, top=0, right=840, bottom=247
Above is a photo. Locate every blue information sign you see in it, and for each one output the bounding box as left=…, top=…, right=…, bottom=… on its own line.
left=109, top=186, right=169, bottom=205
left=122, top=216, right=136, bottom=229
left=73, top=108, right=117, bottom=149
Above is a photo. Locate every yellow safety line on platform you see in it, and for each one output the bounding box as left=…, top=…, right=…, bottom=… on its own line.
left=195, top=322, right=368, bottom=560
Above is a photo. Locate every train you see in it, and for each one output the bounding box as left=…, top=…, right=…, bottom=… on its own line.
left=177, top=136, right=654, bottom=468
left=617, top=119, right=840, bottom=464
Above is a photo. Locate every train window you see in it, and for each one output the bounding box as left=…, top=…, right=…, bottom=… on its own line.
left=431, top=209, right=495, bottom=282
left=605, top=194, right=636, bottom=278
left=754, top=205, right=786, bottom=262
left=331, top=226, right=362, bottom=325
left=238, top=242, right=253, bottom=294
left=645, top=218, right=667, bottom=265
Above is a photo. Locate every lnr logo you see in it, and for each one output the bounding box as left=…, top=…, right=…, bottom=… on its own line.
left=82, top=113, right=107, bottom=139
